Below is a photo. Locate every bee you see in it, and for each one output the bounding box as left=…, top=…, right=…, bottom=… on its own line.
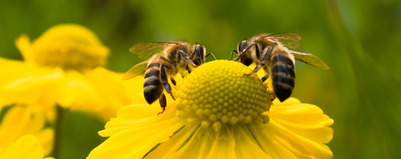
left=233, top=33, right=329, bottom=102
left=123, top=41, right=209, bottom=113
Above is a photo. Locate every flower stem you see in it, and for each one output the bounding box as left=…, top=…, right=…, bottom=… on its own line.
left=52, top=106, right=65, bottom=158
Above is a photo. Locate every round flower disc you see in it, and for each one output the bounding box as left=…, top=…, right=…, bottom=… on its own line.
left=175, top=60, right=271, bottom=131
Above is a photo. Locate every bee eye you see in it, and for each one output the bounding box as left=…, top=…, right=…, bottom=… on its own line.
left=238, top=40, right=247, bottom=52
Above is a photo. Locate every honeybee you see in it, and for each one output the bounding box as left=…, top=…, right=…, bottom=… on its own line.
left=233, top=33, right=329, bottom=102
left=123, top=41, right=208, bottom=113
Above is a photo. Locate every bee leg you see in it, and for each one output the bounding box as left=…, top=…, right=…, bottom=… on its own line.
left=179, top=50, right=197, bottom=67
left=186, top=66, right=191, bottom=74
left=230, top=49, right=238, bottom=60
left=248, top=64, right=263, bottom=75
left=158, top=93, right=167, bottom=115
left=261, top=75, right=269, bottom=82
left=269, top=91, right=276, bottom=101
left=246, top=45, right=272, bottom=75
left=206, top=52, right=217, bottom=60
left=171, top=77, right=177, bottom=86
left=160, top=64, right=175, bottom=100
left=234, top=42, right=257, bottom=61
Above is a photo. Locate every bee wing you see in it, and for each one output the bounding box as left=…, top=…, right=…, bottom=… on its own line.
left=122, top=60, right=149, bottom=80
left=129, top=42, right=173, bottom=59
left=290, top=51, right=330, bottom=70
left=268, top=33, right=301, bottom=49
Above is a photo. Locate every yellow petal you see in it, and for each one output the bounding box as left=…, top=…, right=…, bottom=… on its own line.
left=34, top=128, right=54, bottom=156
left=81, top=67, right=143, bottom=121
left=246, top=125, right=298, bottom=159
left=231, top=125, right=272, bottom=159
left=0, top=135, right=45, bottom=159
left=0, top=67, right=62, bottom=107
left=147, top=126, right=220, bottom=159
left=57, top=70, right=103, bottom=111
left=144, top=126, right=201, bottom=159
left=98, top=104, right=162, bottom=137
left=88, top=105, right=183, bottom=159
left=262, top=98, right=334, bottom=158
left=265, top=122, right=332, bottom=158
left=0, top=58, right=30, bottom=86
left=0, top=106, right=42, bottom=148
left=0, top=106, right=53, bottom=155
left=269, top=98, right=334, bottom=143
left=15, top=34, right=33, bottom=62
left=205, top=126, right=237, bottom=159
left=147, top=125, right=272, bottom=159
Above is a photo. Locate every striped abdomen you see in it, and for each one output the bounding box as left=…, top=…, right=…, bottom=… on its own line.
left=270, top=50, right=295, bottom=102
left=143, top=56, right=166, bottom=104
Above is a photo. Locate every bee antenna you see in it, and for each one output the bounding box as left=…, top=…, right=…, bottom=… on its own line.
left=206, top=52, right=217, bottom=60
left=230, top=49, right=238, bottom=60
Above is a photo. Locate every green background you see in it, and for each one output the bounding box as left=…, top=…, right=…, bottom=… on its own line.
left=1, top=0, right=401, bottom=158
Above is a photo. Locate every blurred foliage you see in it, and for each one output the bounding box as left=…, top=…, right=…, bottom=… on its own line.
left=1, top=0, right=401, bottom=158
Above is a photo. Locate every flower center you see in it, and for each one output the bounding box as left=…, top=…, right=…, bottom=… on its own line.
left=175, top=60, right=271, bottom=131
left=28, top=24, right=109, bottom=71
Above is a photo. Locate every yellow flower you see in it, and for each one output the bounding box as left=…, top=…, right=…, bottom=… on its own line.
left=18, top=24, right=108, bottom=71
left=0, top=106, right=53, bottom=156
left=0, top=135, right=53, bottom=159
left=88, top=60, right=334, bottom=159
left=0, top=24, right=138, bottom=121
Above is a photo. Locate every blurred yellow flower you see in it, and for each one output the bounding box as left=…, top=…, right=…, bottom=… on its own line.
left=88, top=60, right=334, bottom=159
left=17, top=24, right=108, bottom=72
left=0, top=24, right=138, bottom=121
left=0, top=135, right=53, bottom=159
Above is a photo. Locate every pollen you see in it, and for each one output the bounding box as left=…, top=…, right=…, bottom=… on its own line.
left=18, top=24, right=109, bottom=72
left=175, top=60, right=271, bottom=131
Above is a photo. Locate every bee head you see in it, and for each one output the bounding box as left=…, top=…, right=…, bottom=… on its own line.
left=192, top=44, right=206, bottom=65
